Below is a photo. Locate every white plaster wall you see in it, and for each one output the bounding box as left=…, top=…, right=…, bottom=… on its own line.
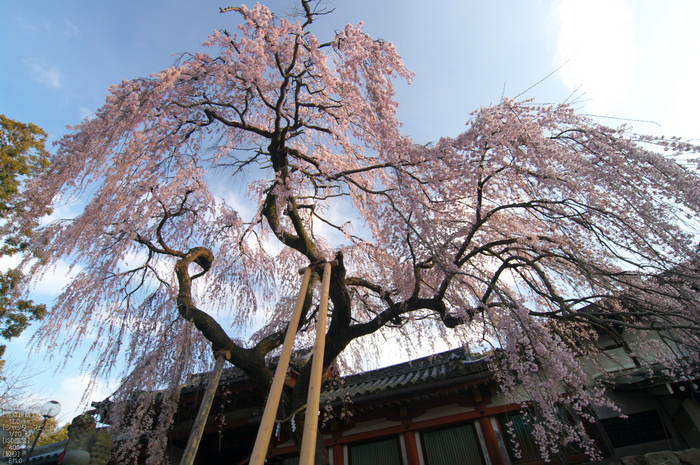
left=411, top=404, right=475, bottom=422
left=340, top=417, right=403, bottom=436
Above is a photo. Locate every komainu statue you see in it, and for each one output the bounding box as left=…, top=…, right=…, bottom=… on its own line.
left=61, top=414, right=112, bottom=465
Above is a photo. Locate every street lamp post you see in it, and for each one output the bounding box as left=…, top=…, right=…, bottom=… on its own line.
left=23, top=400, right=61, bottom=465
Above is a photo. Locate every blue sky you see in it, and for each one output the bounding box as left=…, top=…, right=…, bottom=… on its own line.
left=1, top=0, right=699, bottom=422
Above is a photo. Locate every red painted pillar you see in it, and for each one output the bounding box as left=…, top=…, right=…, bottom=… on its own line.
left=333, top=444, right=344, bottom=465
left=403, top=431, right=422, bottom=465
left=479, top=417, right=506, bottom=465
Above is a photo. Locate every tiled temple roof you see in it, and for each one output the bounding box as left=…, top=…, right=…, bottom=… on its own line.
left=10, top=439, right=68, bottom=465
left=321, top=349, right=491, bottom=401
left=181, top=348, right=492, bottom=399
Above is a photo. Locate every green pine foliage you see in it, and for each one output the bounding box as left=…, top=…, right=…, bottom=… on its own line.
left=0, top=115, right=50, bottom=359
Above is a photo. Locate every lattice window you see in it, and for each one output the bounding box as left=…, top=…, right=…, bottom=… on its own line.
left=421, top=423, right=485, bottom=465
left=350, top=437, right=403, bottom=465
left=599, top=410, right=666, bottom=448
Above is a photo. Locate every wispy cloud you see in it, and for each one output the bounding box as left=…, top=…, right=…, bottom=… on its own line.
left=50, top=374, right=119, bottom=423
left=30, top=259, right=82, bottom=298
left=24, top=58, right=62, bottom=89
left=554, top=0, right=635, bottom=113
left=14, top=16, right=78, bottom=38
left=14, top=16, right=37, bottom=33
left=61, top=19, right=79, bottom=38
left=78, top=107, right=94, bottom=121
left=0, top=254, right=22, bottom=272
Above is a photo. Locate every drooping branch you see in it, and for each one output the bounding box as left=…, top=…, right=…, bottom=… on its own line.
left=345, top=276, right=395, bottom=308
left=203, top=108, right=273, bottom=139
left=254, top=273, right=319, bottom=355
left=174, top=247, right=229, bottom=349
left=173, top=246, right=282, bottom=390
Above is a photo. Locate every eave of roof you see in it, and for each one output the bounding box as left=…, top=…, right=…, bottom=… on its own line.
left=179, top=348, right=492, bottom=400
left=321, top=349, right=492, bottom=403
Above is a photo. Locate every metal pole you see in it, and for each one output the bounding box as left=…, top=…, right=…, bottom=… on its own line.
left=179, top=354, right=226, bottom=465
left=249, top=268, right=313, bottom=465
left=299, top=262, right=332, bottom=465
left=23, top=417, right=48, bottom=465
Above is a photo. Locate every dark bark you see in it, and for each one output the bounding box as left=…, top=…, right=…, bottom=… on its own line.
left=175, top=246, right=332, bottom=463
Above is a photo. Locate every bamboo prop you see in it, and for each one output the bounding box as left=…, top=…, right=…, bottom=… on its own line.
left=249, top=267, right=313, bottom=465
left=179, top=354, right=227, bottom=465
left=299, top=262, right=332, bottom=465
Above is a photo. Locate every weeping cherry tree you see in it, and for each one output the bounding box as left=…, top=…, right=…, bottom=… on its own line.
left=15, top=1, right=700, bottom=463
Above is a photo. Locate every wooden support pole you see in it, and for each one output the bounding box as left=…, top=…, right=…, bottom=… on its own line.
left=249, top=268, right=313, bottom=465
left=299, top=262, right=332, bottom=465
left=179, top=354, right=226, bottom=465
